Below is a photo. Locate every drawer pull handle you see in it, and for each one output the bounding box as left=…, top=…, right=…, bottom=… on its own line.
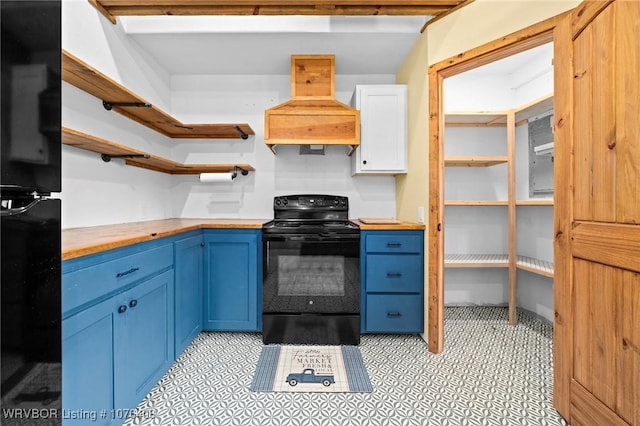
left=387, top=312, right=402, bottom=318
left=116, top=267, right=140, bottom=278
left=117, top=305, right=127, bottom=314
left=386, top=243, right=402, bottom=248
left=387, top=272, right=402, bottom=278
left=129, top=299, right=138, bottom=308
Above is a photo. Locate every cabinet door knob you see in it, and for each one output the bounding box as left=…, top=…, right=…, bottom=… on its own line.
left=117, top=305, right=127, bottom=314
left=200, top=242, right=205, bottom=247
left=362, top=160, right=367, bottom=165
left=129, top=299, right=138, bottom=308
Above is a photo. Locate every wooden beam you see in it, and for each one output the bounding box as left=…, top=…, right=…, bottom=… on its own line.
left=89, top=0, right=117, bottom=24
left=91, top=0, right=463, bottom=20
left=429, top=12, right=568, bottom=76
left=427, top=68, right=445, bottom=354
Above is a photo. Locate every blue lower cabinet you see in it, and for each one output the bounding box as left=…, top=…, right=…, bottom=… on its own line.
left=361, top=230, right=424, bottom=334
left=62, top=240, right=175, bottom=425
left=62, top=297, right=116, bottom=425
left=114, top=269, right=174, bottom=411
left=174, top=234, right=204, bottom=357
left=203, top=230, right=260, bottom=331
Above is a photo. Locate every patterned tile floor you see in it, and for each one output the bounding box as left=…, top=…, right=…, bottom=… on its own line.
left=125, top=307, right=568, bottom=426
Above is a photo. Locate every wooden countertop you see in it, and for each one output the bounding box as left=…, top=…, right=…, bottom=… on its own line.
left=62, top=218, right=425, bottom=260
left=62, top=218, right=269, bottom=260
left=351, top=219, right=426, bottom=230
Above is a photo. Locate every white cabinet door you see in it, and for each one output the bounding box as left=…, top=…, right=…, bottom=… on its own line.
left=351, top=85, right=407, bottom=175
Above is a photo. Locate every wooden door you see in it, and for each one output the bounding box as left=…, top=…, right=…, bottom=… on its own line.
left=553, top=1, right=640, bottom=425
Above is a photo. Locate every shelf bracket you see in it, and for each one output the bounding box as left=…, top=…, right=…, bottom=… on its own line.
left=232, top=166, right=250, bottom=178
left=234, top=126, right=249, bottom=140
left=101, top=153, right=150, bottom=163
left=102, top=101, right=152, bottom=111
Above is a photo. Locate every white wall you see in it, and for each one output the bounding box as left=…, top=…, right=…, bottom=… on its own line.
left=444, top=42, right=553, bottom=112
left=62, top=84, right=174, bottom=228
left=61, top=0, right=397, bottom=228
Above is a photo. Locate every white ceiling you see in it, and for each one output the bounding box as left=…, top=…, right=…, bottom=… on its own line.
left=121, top=15, right=429, bottom=75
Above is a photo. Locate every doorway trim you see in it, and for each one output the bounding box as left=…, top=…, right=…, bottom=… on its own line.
left=426, top=12, right=568, bottom=354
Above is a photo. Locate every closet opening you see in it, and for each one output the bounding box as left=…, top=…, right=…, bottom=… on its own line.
left=427, top=16, right=563, bottom=354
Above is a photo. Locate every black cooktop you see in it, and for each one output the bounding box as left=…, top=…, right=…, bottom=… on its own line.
left=263, top=195, right=359, bottom=235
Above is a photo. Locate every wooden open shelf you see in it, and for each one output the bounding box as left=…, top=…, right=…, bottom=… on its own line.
left=514, top=93, right=554, bottom=126
left=444, top=156, right=508, bottom=167
left=516, top=199, right=554, bottom=206
left=444, top=111, right=508, bottom=127
left=444, top=254, right=509, bottom=268
left=62, top=127, right=255, bottom=175
left=445, top=200, right=508, bottom=206
left=444, top=95, right=553, bottom=128
left=516, top=255, right=554, bottom=278
left=62, top=50, right=254, bottom=140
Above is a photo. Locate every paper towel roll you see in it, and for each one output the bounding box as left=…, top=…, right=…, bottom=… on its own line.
left=200, top=172, right=234, bottom=183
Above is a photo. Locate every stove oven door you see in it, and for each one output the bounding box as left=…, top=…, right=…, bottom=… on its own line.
left=262, top=232, right=360, bottom=344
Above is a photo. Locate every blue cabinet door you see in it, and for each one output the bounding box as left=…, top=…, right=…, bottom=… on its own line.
left=203, top=230, right=260, bottom=331
left=114, top=269, right=174, bottom=411
left=63, top=296, right=118, bottom=425
left=174, top=234, right=204, bottom=357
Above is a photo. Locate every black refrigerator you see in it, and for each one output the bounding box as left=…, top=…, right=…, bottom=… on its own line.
left=1, top=1, right=62, bottom=424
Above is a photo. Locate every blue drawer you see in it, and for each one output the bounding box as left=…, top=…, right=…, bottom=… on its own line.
left=63, top=244, right=173, bottom=315
left=366, top=254, right=422, bottom=293
left=365, top=234, right=422, bottom=254
left=366, top=294, right=423, bottom=333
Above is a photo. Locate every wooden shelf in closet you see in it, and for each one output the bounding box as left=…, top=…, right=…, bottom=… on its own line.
left=445, top=200, right=508, bottom=206
left=62, top=127, right=255, bottom=175
left=62, top=50, right=255, bottom=140
left=516, top=255, right=554, bottom=278
left=444, top=254, right=509, bottom=268
left=444, top=111, right=508, bottom=127
left=514, top=93, right=554, bottom=126
left=516, top=199, right=554, bottom=206
left=444, top=156, right=508, bottom=167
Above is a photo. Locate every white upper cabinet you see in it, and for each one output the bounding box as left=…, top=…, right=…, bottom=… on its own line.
left=351, top=85, right=407, bottom=175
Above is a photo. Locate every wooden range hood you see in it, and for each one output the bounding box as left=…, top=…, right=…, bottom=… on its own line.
left=264, top=55, right=360, bottom=155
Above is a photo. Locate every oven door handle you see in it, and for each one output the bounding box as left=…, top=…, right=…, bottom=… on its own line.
left=286, top=235, right=321, bottom=241
left=319, top=232, right=360, bottom=240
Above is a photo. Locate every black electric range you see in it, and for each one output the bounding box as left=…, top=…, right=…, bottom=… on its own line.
left=262, top=195, right=361, bottom=345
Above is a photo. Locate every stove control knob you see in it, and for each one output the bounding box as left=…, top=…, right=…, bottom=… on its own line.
left=340, top=199, right=347, bottom=206
left=283, top=199, right=288, bottom=205
left=275, top=198, right=282, bottom=206
left=334, top=199, right=339, bottom=206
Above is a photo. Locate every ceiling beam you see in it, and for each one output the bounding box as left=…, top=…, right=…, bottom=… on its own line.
left=91, top=1, right=465, bottom=23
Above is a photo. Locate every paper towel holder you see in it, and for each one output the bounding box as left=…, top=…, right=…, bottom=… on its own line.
left=232, top=166, right=249, bottom=179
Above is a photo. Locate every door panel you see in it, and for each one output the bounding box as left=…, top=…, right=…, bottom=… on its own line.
left=573, top=5, right=616, bottom=223
left=619, top=272, right=640, bottom=425
left=555, top=1, right=640, bottom=424
left=573, top=260, right=617, bottom=407
left=615, top=1, right=640, bottom=224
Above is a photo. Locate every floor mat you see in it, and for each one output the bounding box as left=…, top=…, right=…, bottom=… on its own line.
left=250, top=345, right=373, bottom=393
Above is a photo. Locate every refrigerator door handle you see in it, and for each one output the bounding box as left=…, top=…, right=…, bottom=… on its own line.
left=0, top=197, right=43, bottom=216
